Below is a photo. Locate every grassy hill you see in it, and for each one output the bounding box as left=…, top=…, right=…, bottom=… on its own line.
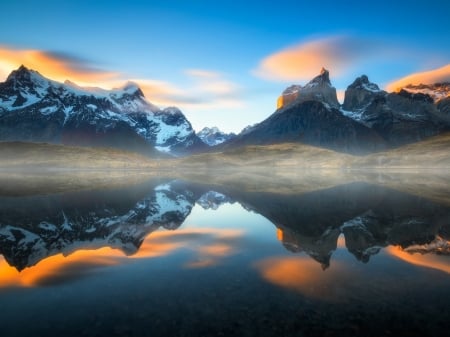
left=1, top=132, right=449, bottom=171
left=0, top=141, right=161, bottom=170
left=178, top=132, right=450, bottom=170
left=354, top=132, right=450, bottom=168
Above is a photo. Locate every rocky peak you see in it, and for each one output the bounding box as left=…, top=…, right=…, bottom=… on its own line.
left=6, top=65, right=32, bottom=81
left=4, top=65, right=49, bottom=91
left=306, top=67, right=331, bottom=87
left=277, top=68, right=339, bottom=109
left=347, top=75, right=381, bottom=92
left=120, top=81, right=144, bottom=98
left=342, top=75, right=385, bottom=112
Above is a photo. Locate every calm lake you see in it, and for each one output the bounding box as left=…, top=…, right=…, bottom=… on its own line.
left=0, top=171, right=449, bottom=336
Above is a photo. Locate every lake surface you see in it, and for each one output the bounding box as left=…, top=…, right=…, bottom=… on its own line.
left=0, top=171, right=449, bottom=336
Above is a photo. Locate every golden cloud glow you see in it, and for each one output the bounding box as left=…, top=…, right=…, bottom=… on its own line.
left=253, top=36, right=354, bottom=82
left=0, top=47, right=118, bottom=86
left=0, top=227, right=243, bottom=288
left=386, top=246, right=450, bottom=274
left=0, top=247, right=124, bottom=288
left=255, top=256, right=349, bottom=302
left=386, top=64, right=450, bottom=92
left=0, top=46, right=244, bottom=112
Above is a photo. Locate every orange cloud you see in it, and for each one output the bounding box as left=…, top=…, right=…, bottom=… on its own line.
left=0, top=227, right=243, bottom=288
left=254, top=256, right=350, bottom=302
left=386, top=64, right=450, bottom=92
left=0, top=46, right=244, bottom=113
left=253, top=36, right=362, bottom=82
left=0, top=46, right=119, bottom=86
left=0, top=247, right=125, bottom=288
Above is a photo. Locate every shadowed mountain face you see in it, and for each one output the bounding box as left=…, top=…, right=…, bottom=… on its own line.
left=1, top=176, right=449, bottom=271
left=222, top=101, right=386, bottom=155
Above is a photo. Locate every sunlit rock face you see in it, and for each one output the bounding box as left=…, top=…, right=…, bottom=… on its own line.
left=277, top=85, right=302, bottom=109
left=277, top=68, right=340, bottom=110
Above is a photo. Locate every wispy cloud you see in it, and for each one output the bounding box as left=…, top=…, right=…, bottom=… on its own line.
left=0, top=46, right=244, bottom=112
left=252, top=34, right=445, bottom=87
left=386, top=64, right=450, bottom=91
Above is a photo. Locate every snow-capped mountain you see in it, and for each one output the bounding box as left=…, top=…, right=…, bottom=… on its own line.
left=0, top=65, right=206, bottom=156
left=197, top=126, right=236, bottom=146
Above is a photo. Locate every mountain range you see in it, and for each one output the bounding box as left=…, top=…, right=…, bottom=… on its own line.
left=218, top=68, right=450, bottom=154
left=0, top=65, right=449, bottom=157
left=0, top=66, right=206, bottom=156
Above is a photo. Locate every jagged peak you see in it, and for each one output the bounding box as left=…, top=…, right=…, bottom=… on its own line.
left=162, top=106, right=183, bottom=115
left=200, top=126, right=221, bottom=133
left=6, top=65, right=46, bottom=83
left=348, top=75, right=381, bottom=92
left=277, top=68, right=339, bottom=109
left=306, top=67, right=331, bottom=87
left=120, top=81, right=140, bottom=93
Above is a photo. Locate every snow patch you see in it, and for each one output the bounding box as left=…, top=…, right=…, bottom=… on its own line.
left=39, top=106, right=58, bottom=115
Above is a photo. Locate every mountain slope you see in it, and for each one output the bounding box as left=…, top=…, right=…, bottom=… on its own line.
left=221, top=100, right=386, bottom=155
left=0, top=141, right=159, bottom=169
left=0, top=66, right=206, bottom=156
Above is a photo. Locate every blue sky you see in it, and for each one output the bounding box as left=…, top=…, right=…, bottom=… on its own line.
left=0, top=0, right=449, bottom=132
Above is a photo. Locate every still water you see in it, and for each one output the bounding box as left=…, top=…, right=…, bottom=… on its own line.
left=0, top=172, right=449, bottom=336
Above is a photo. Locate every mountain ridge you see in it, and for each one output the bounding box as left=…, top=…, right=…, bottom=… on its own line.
left=0, top=65, right=206, bottom=156
left=223, top=68, right=450, bottom=154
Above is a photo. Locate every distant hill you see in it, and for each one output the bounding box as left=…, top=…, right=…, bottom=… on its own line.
left=178, top=132, right=450, bottom=169
left=0, top=141, right=160, bottom=169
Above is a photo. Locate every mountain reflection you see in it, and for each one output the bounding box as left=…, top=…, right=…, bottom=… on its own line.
left=0, top=174, right=449, bottom=279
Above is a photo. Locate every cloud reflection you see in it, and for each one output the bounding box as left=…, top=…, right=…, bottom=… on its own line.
left=0, top=227, right=243, bottom=288
left=254, top=256, right=349, bottom=302
left=386, top=246, right=450, bottom=275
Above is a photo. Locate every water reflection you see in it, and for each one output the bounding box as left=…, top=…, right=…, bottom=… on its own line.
left=1, top=172, right=450, bottom=336
left=0, top=176, right=450, bottom=271
left=0, top=175, right=449, bottom=278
